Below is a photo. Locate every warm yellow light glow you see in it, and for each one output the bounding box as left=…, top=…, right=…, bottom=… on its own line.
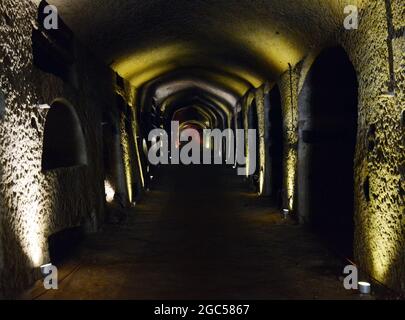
left=111, top=43, right=263, bottom=90
left=104, top=180, right=115, bottom=203
left=243, top=106, right=250, bottom=178
left=207, top=71, right=252, bottom=96
left=258, top=172, right=264, bottom=195
left=112, top=43, right=194, bottom=88
left=364, top=168, right=403, bottom=283
left=285, top=149, right=297, bottom=211
left=4, top=128, right=49, bottom=268
left=130, top=105, right=145, bottom=188
left=24, top=197, right=43, bottom=267
left=224, top=26, right=305, bottom=76
left=11, top=179, right=45, bottom=267
left=255, top=88, right=266, bottom=196
left=120, top=116, right=133, bottom=203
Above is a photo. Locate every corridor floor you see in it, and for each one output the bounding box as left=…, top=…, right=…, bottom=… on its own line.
left=25, top=165, right=358, bottom=300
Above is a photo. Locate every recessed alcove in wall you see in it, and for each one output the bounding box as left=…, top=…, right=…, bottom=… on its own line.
left=42, top=99, right=88, bottom=171
left=297, top=46, right=359, bottom=258
left=248, top=99, right=260, bottom=191
left=268, top=85, right=284, bottom=207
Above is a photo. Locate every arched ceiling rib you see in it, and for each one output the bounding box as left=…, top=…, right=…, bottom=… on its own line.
left=159, top=90, right=232, bottom=125
left=43, top=0, right=365, bottom=89
left=139, top=69, right=251, bottom=119
left=173, top=106, right=214, bottom=129
left=141, top=68, right=252, bottom=101
left=159, top=94, right=229, bottom=131
left=154, top=77, right=239, bottom=108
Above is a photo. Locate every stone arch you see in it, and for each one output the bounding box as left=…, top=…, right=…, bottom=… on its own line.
left=42, top=99, right=88, bottom=171
left=297, top=46, right=359, bottom=257
left=268, top=85, right=284, bottom=207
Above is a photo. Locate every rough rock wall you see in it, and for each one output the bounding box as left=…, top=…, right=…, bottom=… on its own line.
left=278, top=66, right=299, bottom=212
left=338, top=0, right=405, bottom=292
left=241, top=90, right=257, bottom=180
left=0, top=0, right=114, bottom=298
left=277, top=0, right=404, bottom=292
left=120, top=112, right=133, bottom=204
left=254, top=86, right=266, bottom=196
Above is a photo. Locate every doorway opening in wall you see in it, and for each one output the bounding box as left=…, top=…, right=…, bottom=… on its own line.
left=248, top=99, right=260, bottom=191
left=298, top=46, right=359, bottom=258
left=42, top=99, right=88, bottom=171
left=268, top=85, right=284, bottom=208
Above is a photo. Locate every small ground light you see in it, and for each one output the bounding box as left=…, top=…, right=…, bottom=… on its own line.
left=282, top=209, right=289, bottom=219
left=358, top=281, right=371, bottom=294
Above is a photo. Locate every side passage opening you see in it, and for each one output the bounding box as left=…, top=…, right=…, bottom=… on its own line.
left=268, top=85, right=284, bottom=208
left=298, top=46, right=359, bottom=258
left=42, top=99, right=88, bottom=171
left=248, top=100, right=260, bottom=191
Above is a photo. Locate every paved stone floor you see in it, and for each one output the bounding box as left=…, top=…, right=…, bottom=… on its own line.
left=24, top=165, right=361, bottom=300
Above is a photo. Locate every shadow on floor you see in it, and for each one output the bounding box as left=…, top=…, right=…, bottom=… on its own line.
left=24, top=165, right=362, bottom=300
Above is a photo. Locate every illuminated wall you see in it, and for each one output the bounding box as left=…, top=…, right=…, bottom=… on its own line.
left=125, top=87, right=145, bottom=192
left=120, top=115, right=133, bottom=204
left=0, top=0, right=403, bottom=298
left=129, top=103, right=145, bottom=189
left=337, top=0, right=404, bottom=291
left=246, top=0, right=404, bottom=294
left=280, top=1, right=405, bottom=291
left=241, top=91, right=256, bottom=178
left=117, top=97, right=144, bottom=205
left=119, top=84, right=145, bottom=195
left=254, top=87, right=266, bottom=196
left=277, top=67, right=299, bottom=211
left=0, top=0, right=112, bottom=297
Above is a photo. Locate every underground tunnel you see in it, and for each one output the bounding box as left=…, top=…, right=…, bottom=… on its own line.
left=0, top=0, right=404, bottom=306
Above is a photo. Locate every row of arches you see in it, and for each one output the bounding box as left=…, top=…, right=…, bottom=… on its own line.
left=40, top=46, right=359, bottom=260
left=119, top=45, right=359, bottom=260
left=244, top=46, right=358, bottom=257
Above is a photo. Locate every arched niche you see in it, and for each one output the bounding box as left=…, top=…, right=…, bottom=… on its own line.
left=297, top=46, right=359, bottom=257
left=42, top=99, right=88, bottom=171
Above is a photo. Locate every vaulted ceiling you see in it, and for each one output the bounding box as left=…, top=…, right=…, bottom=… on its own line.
left=43, top=0, right=362, bottom=87
left=36, top=0, right=364, bottom=127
